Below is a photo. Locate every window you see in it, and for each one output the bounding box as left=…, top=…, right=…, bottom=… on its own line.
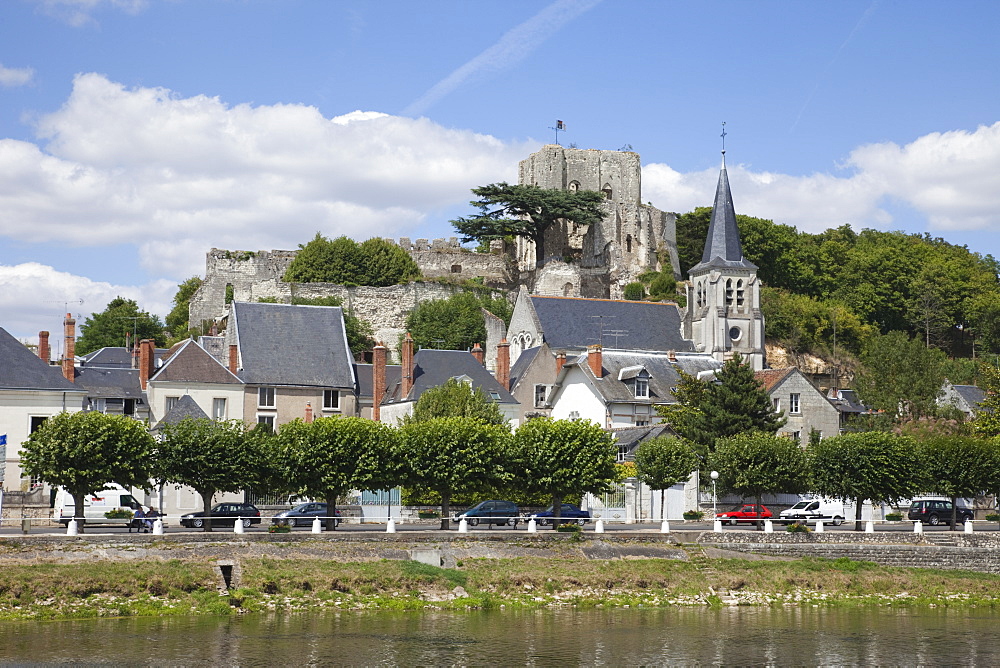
left=773, top=398, right=781, bottom=412
left=617, top=444, right=629, bottom=462
left=450, top=264, right=462, bottom=273
left=789, top=393, right=801, bottom=415
left=634, top=374, right=649, bottom=398
left=725, top=278, right=733, bottom=306
left=792, top=430, right=801, bottom=443
left=736, top=279, right=745, bottom=307
left=123, top=399, right=135, bottom=416
left=534, top=384, right=547, bottom=408
left=258, top=387, right=275, bottom=408
left=323, top=390, right=340, bottom=411
left=213, top=398, right=227, bottom=420
left=257, top=415, right=275, bottom=430
left=30, top=416, right=47, bottom=433
left=166, top=396, right=180, bottom=412
left=90, top=398, right=107, bottom=413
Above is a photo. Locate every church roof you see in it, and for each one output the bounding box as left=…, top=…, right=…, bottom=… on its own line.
left=690, top=154, right=757, bottom=273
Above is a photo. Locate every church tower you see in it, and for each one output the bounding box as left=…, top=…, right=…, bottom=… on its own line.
left=684, top=151, right=766, bottom=370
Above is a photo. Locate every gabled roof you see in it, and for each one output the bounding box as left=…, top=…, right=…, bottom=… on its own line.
left=150, top=339, right=242, bottom=385
left=231, top=302, right=356, bottom=388
left=527, top=295, right=694, bottom=353
left=383, top=349, right=517, bottom=405
left=75, top=367, right=143, bottom=399
left=0, top=327, right=83, bottom=393
left=754, top=367, right=796, bottom=392
left=689, top=154, right=757, bottom=274
left=564, top=350, right=683, bottom=405
left=951, top=384, right=986, bottom=412
left=611, top=424, right=676, bottom=459
left=828, top=388, right=873, bottom=415
left=354, top=363, right=402, bottom=401
left=509, top=345, right=541, bottom=391
left=152, top=395, right=209, bottom=430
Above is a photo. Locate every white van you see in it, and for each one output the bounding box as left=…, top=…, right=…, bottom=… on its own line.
left=53, top=484, right=142, bottom=526
left=779, top=498, right=846, bottom=526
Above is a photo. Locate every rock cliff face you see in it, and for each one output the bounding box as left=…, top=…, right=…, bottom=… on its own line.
left=765, top=344, right=858, bottom=391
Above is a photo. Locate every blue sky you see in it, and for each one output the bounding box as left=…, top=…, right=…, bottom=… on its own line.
left=1, top=0, right=999, bottom=346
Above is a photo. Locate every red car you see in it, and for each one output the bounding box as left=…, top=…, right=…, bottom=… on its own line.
left=716, top=504, right=772, bottom=525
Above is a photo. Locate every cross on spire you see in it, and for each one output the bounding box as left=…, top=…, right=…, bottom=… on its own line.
left=721, top=121, right=727, bottom=155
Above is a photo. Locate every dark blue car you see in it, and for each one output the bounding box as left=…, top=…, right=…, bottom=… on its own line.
left=531, top=503, right=591, bottom=526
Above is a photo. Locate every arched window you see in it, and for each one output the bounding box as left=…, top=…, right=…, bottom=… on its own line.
left=625, top=235, right=632, bottom=253
left=562, top=282, right=574, bottom=297
left=568, top=180, right=580, bottom=192
left=725, top=278, right=734, bottom=306
left=736, top=279, right=745, bottom=307
left=601, top=183, right=613, bottom=200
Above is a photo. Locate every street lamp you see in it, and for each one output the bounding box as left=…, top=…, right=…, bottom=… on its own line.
left=710, top=471, right=719, bottom=519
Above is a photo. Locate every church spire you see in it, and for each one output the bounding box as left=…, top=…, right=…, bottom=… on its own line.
left=690, top=138, right=756, bottom=273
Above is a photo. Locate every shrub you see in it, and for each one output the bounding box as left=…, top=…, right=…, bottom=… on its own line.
left=104, top=509, right=134, bottom=520
left=682, top=510, right=704, bottom=521
left=786, top=522, right=811, bottom=533
left=985, top=513, right=1000, bottom=522
left=556, top=523, right=582, bottom=533
left=649, top=274, right=676, bottom=299
left=885, top=512, right=903, bottom=522
left=623, top=282, right=646, bottom=301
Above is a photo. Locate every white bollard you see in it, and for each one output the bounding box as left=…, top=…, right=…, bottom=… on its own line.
left=153, top=519, right=164, bottom=535
left=458, top=518, right=468, bottom=533
left=312, top=517, right=323, bottom=533
left=965, top=519, right=974, bottom=534
left=234, top=518, right=245, bottom=534
left=913, top=521, right=923, bottom=534
left=386, top=518, right=396, bottom=533
left=527, top=518, right=537, bottom=533
left=66, top=519, right=78, bottom=536
left=865, top=521, right=875, bottom=533
left=713, top=519, right=723, bottom=532
left=660, top=520, right=670, bottom=533
left=595, top=519, right=605, bottom=533
left=764, top=520, right=773, bottom=533
left=815, top=520, right=824, bottom=533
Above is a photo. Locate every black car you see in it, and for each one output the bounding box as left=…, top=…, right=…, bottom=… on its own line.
left=180, top=502, right=262, bottom=528
left=531, top=503, right=591, bottom=526
left=272, top=502, right=341, bottom=528
left=907, top=498, right=973, bottom=526
left=457, top=500, right=520, bottom=527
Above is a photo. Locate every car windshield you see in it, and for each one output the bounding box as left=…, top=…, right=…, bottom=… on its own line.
left=788, top=501, right=810, bottom=510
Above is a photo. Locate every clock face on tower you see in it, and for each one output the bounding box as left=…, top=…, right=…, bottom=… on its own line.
left=729, top=326, right=742, bottom=342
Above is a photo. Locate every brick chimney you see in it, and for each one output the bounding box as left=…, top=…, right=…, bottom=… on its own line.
left=496, top=338, right=510, bottom=391
left=138, top=339, right=155, bottom=390
left=372, top=343, right=387, bottom=422
left=401, top=332, right=415, bottom=398
left=587, top=345, right=603, bottom=378
left=471, top=342, right=485, bottom=366
left=305, top=402, right=313, bottom=423
left=668, top=350, right=677, bottom=362
left=229, top=345, right=239, bottom=375
left=38, top=331, right=50, bottom=363
left=555, top=350, right=567, bottom=375
left=62, top=314, right=75, bottom=382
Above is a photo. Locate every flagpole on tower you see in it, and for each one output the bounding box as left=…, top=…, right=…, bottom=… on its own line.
left=548, top=120, right=566, bottom=145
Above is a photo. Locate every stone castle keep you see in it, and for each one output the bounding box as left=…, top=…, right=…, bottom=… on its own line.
left=188, top=146, right=684, bottom=349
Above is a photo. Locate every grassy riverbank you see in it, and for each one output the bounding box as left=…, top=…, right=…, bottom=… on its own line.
left=3, top=555, right=1000, bottom=621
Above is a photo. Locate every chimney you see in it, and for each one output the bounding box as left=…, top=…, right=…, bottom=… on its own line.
left=38, top=331, right=50, bottom=363
left=305, top=402, right=313, bottom=423
left=471, top=342, right=485, bottom=366
left=588, top=345, right=603, bottom=378
left=372, top=343, right=387, bottom=422
left=555, top=350, right=567, bottom=375
left=668, top=349, right=677, bottom=362
left=138, top=339, right=155, bottom=390
left=496, top=338, right=510, bottom=391
left=401, top=332, right=414, bottom=398
left=229, top=345, right=239, bottom=375
left=131, top=339, right=139, bottom=369
left=62, top=314, right=75, bottom=382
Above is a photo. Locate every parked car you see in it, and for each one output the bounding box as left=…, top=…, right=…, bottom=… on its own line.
left=54, top=484, right=142, bottom=526
left=908, top=498, right=973, bottom=526
left=456, top=500, right=520, bottom=527
left=779, top=499, right=845, bottom=526
left=531, top=503, right=591, bottom=526
left=716, top=504, right=772, bottom=525
left=272, top=502, right=341, bottom=528
left=180, top=502, right=262, bottom=529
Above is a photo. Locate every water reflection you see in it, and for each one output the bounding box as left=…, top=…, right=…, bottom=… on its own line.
left=2, top=607, right=999, bottom=665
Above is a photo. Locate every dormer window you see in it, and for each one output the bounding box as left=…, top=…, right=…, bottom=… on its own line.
left=635, top=373, right=649, bottom=398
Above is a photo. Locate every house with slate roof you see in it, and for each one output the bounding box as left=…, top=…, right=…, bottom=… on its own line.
left=938, top=382, right=987, bottom=419
left=755, top=367, right=840, bottom=445
left=226, top=302, right=357, bottom=429
left=0, top=326, right=86, bottom=489
left=146, top=338, right=244, bottom=426
left=826, top=388, right=877, bottom=432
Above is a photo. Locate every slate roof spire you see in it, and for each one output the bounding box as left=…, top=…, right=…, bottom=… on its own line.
left=690, top=150, right=757, bottom=273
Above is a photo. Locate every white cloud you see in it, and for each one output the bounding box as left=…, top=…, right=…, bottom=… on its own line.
left=30, top=0, right=148, bottom=27
left=0, top=262, right=173, bottom=347
left=0, top=73, right=534, bottom=277
left=642, top=122, right=1000, bottom=235
left=0, top=65, right=35, bottom=88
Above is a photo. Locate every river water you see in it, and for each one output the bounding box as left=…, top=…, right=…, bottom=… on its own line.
left=3, top=607, right=999, bottom=666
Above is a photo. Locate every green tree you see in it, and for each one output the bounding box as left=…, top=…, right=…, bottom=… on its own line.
left=157, top=418, right=265, bottom=531
left=451, top=183, right=606, bottom=268
left=259, top=296, right=375, bottom=359
left=918, top=435, right=999, bottom=530
left=623, top=282, right=646, bottom=301
left=400, top=417, right=511, bottom=529
left=403, top=378, right=507, bottom=425
left=633, top=436, right=699, bottom=520
left=21, top=411, right=155, bottom=533
left=165, top=277, right=203, bottom=339
left=76, top=297, right=165, bottom=355
left=970, top=362, right=1000, bottom=437
left=669, top=354, right=785, bottom=452
left=274, top=417, right=401, bottom=530
left=283, top=234, right=420, bottom=286
left=853, top=331, right=947, bottom=420
left=511, top=418, right=617, bottom=527
left=808, top=432, right=920, bottom=531
left=405, top=291, right=512, bottom=351
left=709, top=432, right=809, bottom=529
